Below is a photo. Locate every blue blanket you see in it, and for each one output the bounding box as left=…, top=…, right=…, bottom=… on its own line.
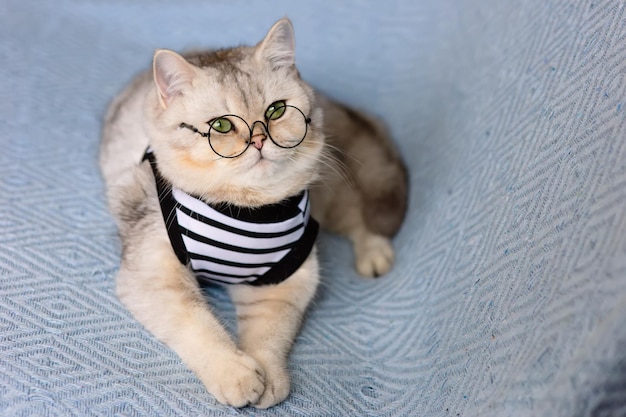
left=1, top=1, right=625, bottom=416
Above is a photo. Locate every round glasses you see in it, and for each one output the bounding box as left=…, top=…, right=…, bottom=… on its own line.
left=180, top=103, right=311, bottom=158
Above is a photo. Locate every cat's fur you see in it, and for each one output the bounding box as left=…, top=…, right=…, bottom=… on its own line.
left=100, top=18, right=407, bottom=408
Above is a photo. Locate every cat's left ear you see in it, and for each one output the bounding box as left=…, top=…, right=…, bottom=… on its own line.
left=255, top=18, right=296, bottom=69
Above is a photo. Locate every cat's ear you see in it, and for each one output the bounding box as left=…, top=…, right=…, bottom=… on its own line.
left=152, top=49, right=196, bottom=108
left=255, top=17, right=296, bottom=69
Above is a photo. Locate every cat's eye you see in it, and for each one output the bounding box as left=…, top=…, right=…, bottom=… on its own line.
left=265, top=101, right=286, bottom=120
left=210, top=118, right=232, bottom=133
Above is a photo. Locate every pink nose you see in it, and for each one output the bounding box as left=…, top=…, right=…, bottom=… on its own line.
left=251, top=133, right=266, bottom=150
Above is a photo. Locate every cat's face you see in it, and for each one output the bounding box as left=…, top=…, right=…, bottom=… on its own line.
left=145, top=19, right=324, bottom=207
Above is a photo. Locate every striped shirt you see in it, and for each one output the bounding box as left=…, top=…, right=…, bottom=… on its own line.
left=143, top=149, right=319, bottom=286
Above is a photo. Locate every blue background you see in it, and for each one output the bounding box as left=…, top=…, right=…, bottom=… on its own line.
left=1, top=1, right=626, bottom=416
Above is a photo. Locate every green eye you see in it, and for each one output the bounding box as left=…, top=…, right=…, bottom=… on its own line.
left=210, top=118, right=232, bottom=133
left=266, top=100, right=286, bottom=120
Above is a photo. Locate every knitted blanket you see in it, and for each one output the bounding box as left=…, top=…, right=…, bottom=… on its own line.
left=1, top=1, right=625, bottom=415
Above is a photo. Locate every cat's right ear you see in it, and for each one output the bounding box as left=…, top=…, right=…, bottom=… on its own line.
left=153, top=49, right=196, bottom=108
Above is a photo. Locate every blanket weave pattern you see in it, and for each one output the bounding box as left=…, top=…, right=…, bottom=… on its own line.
left=1, top=1, right=625, bottom=416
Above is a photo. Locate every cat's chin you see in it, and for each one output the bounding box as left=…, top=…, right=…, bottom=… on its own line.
left=245, top=151, right=282, bottom=171
left=248, top=156, right=281, bottom=175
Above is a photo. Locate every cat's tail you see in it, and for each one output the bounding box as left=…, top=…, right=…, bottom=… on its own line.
left=352, top=116, right=408, bottom=238
left=322, top=97, right=409, bottom=237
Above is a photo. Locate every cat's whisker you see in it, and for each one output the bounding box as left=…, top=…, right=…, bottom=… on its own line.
left=292, top=146, right=354, bottom=190
left=317, top=134, right=363, bottom=166
left=286, top=154, right=335, bottom=194
left=313, top=156, right=353, bottom=189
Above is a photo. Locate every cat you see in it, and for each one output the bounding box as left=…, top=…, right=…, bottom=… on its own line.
left=99, top=17, right=407, bottom=409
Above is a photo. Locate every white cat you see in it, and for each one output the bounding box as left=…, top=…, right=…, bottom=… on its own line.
left=100, top=18, right=407, bottom=408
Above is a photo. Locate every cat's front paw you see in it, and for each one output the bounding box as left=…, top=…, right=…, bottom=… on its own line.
left=200, top=350, right=266, bottom=408
left=354, top=233, right=395, bottom=277
left=249, top=352, right=290, bottom=409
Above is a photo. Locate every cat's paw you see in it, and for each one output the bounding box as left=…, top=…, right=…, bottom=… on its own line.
left=353, top=234, right=395, bottom=277
left=249, top=353, right=290, bottom=409
left=200, top=350, right=266, bottom=408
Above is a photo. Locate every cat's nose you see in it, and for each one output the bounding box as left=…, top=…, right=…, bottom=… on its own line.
left=250, top=133, right=266, bottom=150
left=250, top=123, right=267, bottom=150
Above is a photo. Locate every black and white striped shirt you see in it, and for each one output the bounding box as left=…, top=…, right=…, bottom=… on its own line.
left=143, top=150, right=319, bottom=286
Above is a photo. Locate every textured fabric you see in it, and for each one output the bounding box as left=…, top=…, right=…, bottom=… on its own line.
left=1, top=1, right=626, bottom=416
left=144, top=149, right=318, bottom=286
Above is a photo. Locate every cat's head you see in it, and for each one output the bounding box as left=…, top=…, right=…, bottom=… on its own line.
left=144, top=18, right=324, bottom=207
